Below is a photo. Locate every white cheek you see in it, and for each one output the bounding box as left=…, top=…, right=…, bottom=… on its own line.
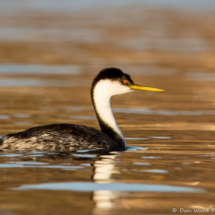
left=94, top=80, right=130, bottom=98
left=111, top=82, right=131, bottom=96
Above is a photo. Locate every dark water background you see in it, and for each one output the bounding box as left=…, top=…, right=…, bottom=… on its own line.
left=0, top=1, right=215, bottom=214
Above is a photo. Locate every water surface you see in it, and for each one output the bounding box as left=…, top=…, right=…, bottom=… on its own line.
left=0, top=3, right=215, bottom=215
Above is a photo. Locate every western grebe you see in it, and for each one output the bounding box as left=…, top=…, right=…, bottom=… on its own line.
left=0, top=68, right=163, bottom=151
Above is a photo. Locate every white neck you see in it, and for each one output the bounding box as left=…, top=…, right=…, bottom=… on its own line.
left=93, top=80, right=131, bottom=148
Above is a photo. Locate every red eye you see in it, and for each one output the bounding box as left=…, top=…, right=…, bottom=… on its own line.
left=124, top=80, right=128, bottom=84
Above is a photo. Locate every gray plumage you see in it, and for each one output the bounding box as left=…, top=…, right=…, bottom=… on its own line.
left=0, top=123, right=121, bottom=152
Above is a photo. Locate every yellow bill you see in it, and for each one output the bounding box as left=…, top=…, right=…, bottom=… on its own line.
left=129, top=85, right=164, bottom=92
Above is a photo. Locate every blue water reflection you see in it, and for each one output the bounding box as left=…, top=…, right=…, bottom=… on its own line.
left=11, top=182, right=205, bottom=193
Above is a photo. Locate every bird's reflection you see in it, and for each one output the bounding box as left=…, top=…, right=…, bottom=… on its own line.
left=44, top=150, right=123, bottom=214
left=91, top=152, right=121, bottom=215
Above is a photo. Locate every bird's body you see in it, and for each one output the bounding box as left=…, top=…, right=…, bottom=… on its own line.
left=0, top=123, right=120, bottom=151
left=0, top=68, right=163, bottom=152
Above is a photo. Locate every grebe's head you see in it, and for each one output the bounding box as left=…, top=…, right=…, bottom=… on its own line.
left=91, top=67, right=164, bottom=149
left=91, top=67, right=164, bottom=97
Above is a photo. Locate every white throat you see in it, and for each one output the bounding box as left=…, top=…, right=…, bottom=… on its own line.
left=93, top=79, right=131, bottom=148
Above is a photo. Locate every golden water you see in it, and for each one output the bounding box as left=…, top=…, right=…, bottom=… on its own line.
left=0, top=3, right=215, bottom=214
